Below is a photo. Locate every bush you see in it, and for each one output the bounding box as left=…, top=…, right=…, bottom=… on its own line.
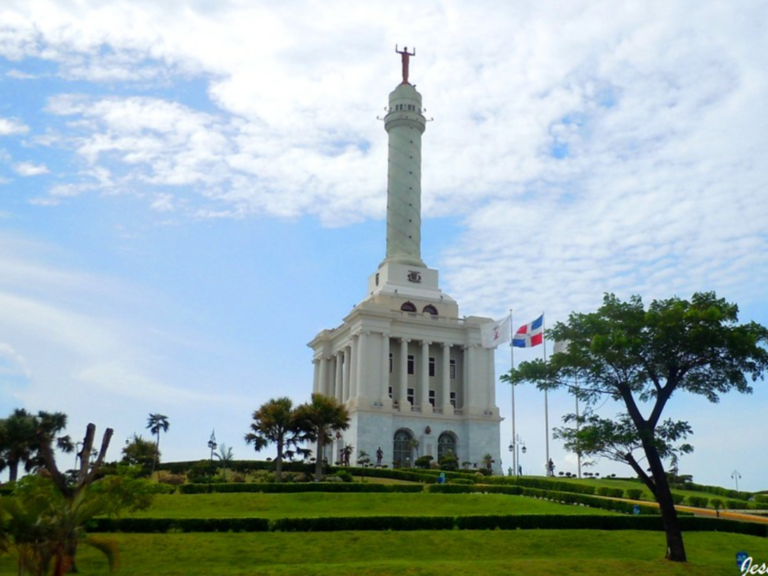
left=157, top=471, right=186, bottom=486
left=187, top=460, right=218, bottom=484
left=686, top=496, right=709, bottom=508
left=596, top=487, right=624, bottom=498
left=710, top=498, right=724, bottom=510
left=625, top=489, right=643, bottom=500
left=670, top=492, right=685, bottom=504
left=334, top=471, right=353, bottom=483
left=178, top=482, right=424, bottom=494
left=414, top=455, right=434, bottom=469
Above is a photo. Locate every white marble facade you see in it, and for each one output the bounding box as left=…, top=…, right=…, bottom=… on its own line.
left=308, top=58, right=502, bottom=473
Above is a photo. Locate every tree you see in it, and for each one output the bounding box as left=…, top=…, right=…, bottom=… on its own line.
left=295, top=394, right=350, bottom=480
left=0, top=409, right=73, bottom=482
left=245, top=397, right=304, bottom=483
left=146, top=413, right=169, bottom=476
left=503, top=292, right=768, bottom=562
left=121, top=434, right=158, bottom=473
left=215, top=444, right=234, bottom=479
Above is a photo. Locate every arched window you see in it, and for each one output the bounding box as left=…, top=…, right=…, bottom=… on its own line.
left=437, top=432, right=457, bottom=462
left=400, top=301, right=417, bottom=312
left=393, top=429, right=414, bottom=467
left=423, top=304, right=438, bottom=316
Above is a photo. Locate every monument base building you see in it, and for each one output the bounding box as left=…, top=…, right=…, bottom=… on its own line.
left=308, top=49, right=501, bottom=472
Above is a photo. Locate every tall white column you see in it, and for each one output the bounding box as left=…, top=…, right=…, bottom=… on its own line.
left=334, top=352, right=343, bottom=402
left=318, top=356, right=328, bottom=397
left=350, top=334, right=359, bottom=400
left=312, top=358, right=320, bottom=393
left=381, top=334, right=390, bottom=405
left=355, top=331, right=368, bottom=400
left=400, top=338, right=409, bottom=409
left=421, top=340, right=431, bottom=414
left=342, top=345, right=351, bottom=402
left=383, top=83, right=427, bottom=267
left=442, top=343, right=452, bottom=413
left=464, top=345, right=474, bottom=411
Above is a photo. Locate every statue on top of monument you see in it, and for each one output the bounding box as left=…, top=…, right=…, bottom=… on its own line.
left=395, top=45, right=415, bottom=85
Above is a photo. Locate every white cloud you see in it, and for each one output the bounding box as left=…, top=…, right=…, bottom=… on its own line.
left=0, top=116, right=28, bottom=135
left=14, top=161, right=49, bottom=176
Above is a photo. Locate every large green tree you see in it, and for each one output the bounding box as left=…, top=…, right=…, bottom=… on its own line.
left=121, top=434, right=158, bottom=473
left=244, top=397, right=304, bottom=483
left=295, top=393, right=350, bottom=480
left=502, top=292, right=768, bottom=563
left=146, top=413, right=169, bottom=475
left=0, top=409, right=72, bottom=482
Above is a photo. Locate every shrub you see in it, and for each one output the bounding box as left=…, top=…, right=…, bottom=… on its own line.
left=229, top=472, right=246, bottom=483
left=686, top=496, right=709, bottom=508
left=625, top=489, right=643, bottom=500
left=334, top=471, right=353, bottom=483
left=187, top=460, right=217, bottom=484
left=670, top=492, right=685, bottom=504
left=710, top=498, right=724, bottom=510
left=596, top=487, right=624, bottom=498
left=414, top=455, right=434, bottom=469
left=157, top=471, right=186, bottom=486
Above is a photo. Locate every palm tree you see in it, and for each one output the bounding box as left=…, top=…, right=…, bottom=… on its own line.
left=295, top=393, right=350, bottom=480
left=245, top=397, right=304, bottom=483
left=0, top=409, right=72, bottom=482
left=146, top=413, right=169, bottom=475
left=215, top=444, right=235, bottom=479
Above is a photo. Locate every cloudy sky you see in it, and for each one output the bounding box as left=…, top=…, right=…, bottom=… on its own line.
left=1, top=0, right=766, bottom=489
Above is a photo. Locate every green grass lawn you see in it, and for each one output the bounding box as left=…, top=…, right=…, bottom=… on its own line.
left=9, top=530, right=764, bottom=576
left=125, top=492, right=617, bottom=519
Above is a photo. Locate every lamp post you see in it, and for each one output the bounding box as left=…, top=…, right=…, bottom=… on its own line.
left=508, top=435, right=526, bottom=476
left=731, top=470, right=742, bottom=492
left=208, top=430, right=217, bottom=464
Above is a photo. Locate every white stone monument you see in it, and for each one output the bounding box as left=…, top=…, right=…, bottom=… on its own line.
left=308, top=47, right=501, bottom=473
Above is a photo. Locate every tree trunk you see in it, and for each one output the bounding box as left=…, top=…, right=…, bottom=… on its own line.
left=275, top=445, right=283, bottom=483
left=314, top=437, right=324, bottom=481
left=645, top=446, right=687, bottom=562
left=8, top=460, right=19, bottom=482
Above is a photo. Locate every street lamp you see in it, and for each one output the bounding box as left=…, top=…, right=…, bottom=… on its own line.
left=208, top=430, right=217, bottom=463
left=731, top=470, right=742, bottom=492
left=508, top=435, right=526, bottom=476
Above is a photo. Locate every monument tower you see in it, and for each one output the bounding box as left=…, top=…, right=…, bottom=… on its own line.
left=309, top=48, right=501, bottom=471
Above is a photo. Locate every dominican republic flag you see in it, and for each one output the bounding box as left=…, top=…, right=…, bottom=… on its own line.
left=481, top=315, right=511, bottom=348
left=512, top=314, right=544, bottom=348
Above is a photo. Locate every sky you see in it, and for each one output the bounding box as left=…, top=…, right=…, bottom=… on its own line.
left=1, top=0, right=767, bottom=490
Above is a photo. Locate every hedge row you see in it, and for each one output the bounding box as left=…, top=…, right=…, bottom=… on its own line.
left=88, top=514, right=767, bottom=537
left=178, top=482, right=425, bottom=494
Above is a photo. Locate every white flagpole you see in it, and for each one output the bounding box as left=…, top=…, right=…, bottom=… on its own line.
left=510, top=309, right=516, bottom=477
left=542, top=313, right=550, bottom=476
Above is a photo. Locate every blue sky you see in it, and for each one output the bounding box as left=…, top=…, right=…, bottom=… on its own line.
left=1, top=0, right=767, bottom=490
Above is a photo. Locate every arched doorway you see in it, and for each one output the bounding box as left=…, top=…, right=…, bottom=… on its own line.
left=393, top=429, right=414, bottom=467
left=437, top=432, right=457, bottom=461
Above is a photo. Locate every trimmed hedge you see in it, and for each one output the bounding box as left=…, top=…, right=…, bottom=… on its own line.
left=271, top=515, right=454, bottom=532
left=90, top=517, right=270, bottom=533
left=88, top=515, right=767, bottom=537
left=178, top=482, right=424, bottom=494
left=686, top=496, right=709, bottom=508
left=625, top=489, right=643, bottom=500
left=427, top=484, right=523, bottom=496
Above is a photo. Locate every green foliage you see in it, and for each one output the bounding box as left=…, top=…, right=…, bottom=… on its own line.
left=245, top=397, right=307, bottom=483
left=186, top=460, right=218, bottom=484
left=0, top=409, right=72, bottom=483
left=596, top=486, right=625, bottom=498
left=710, top=498, right=724, bottom=510
left=503, top=291, right=768, bottom=562
left=414, top=455, right=434, bottom=469
left=294, top=393, right=350, bottom=479
left=438, top=450, right=459, bottom=471
left=686, top=496, right=709, bottom=508
left=121, top=434, right=158, bottom=474
left=146, top=413, right=169, bottom=474
left=670, top=493, right=685, bottom=504
left=625, top=489, right=643, bottom=500
left=177, top=482, right=424, bottom=494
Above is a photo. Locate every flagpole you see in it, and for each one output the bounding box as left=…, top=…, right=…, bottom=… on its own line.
left=542, top=312, right=550, bottom=476
left=510, top=309, right=516, bottom=477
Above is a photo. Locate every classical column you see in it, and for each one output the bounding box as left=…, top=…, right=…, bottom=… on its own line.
left=463, top=345, right=472, bottom=410
left=318, top=356, right=328, bottom=397
left=355, top=331, right=368, bottom=400
left=334, top=351, right=343, bottom=402
left=381, top=334, right=390, bottom=405
left=442, top=343, right=452, bottom=413
left=400, top=338, right=409, bottom=409
left=312, top=358, right=320, bottom=393
left=342, top=345, right=351, bottom=402
left=421, top=340, right=432, bottom=414
left=350, top=334, right=359, bottom=400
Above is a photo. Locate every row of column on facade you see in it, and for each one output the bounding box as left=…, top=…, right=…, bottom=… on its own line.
left=313, top=333, right=493, bottom=415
